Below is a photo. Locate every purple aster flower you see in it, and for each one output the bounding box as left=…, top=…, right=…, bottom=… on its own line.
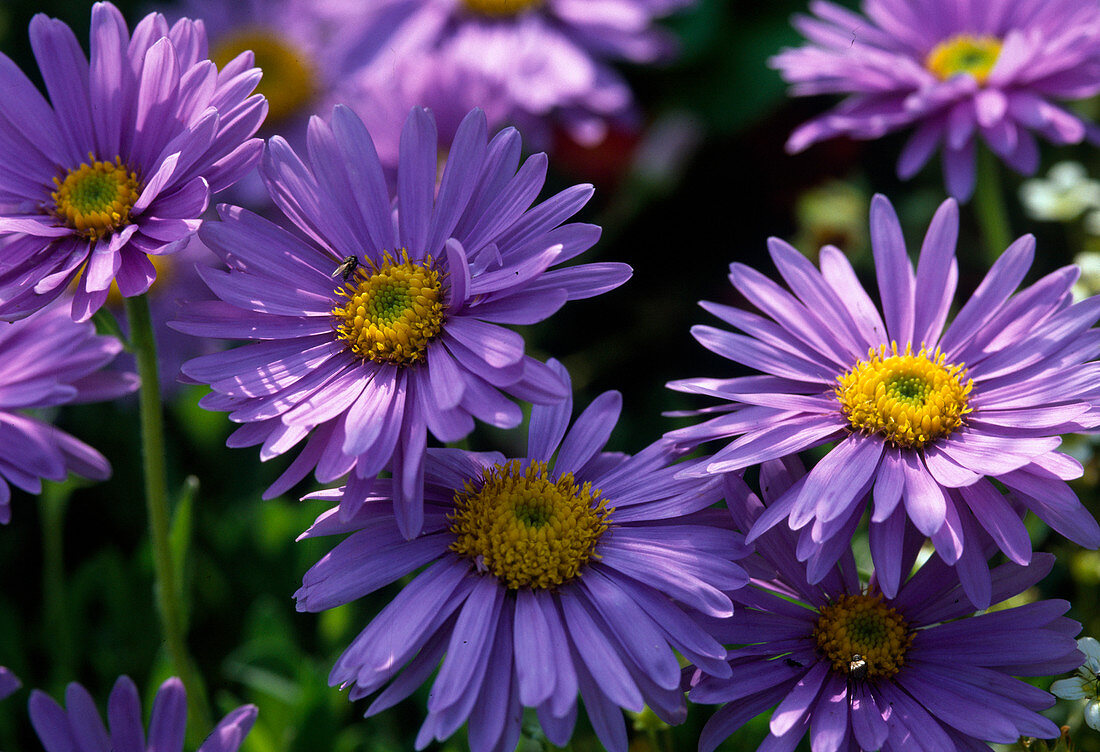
left=0, top=2, right=266, bottom=322
left=771, top=0, right=1100, bottom=200
left=172, top=105, right=630, bottom=538
left=690, top=460, right=1083, bottom=752
left=295, top=361, right=749, bottom=752
left=354, top=0, right=694, bottom=147
left=0, top=667, right=20, bottom=701
left=0, top=299, right=138, bottom=524
left=29, top=675, right=256, bottom=752
left=667, top=194, right=1100, bottom=607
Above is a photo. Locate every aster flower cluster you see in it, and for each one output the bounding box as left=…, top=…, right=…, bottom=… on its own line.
left=3, top=1, right=1100, bottom=752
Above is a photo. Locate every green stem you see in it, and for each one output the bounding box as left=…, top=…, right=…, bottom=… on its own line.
left=124, top=295, right=212, bottom=735
left=40, top=481, right=74, bottom=686
left=91, top=308, right=131, bottom=351
left=972, top=147, right=1013, bottom=263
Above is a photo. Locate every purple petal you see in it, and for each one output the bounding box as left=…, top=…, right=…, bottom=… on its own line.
left=147, top=678, right=187, bottom=752
left=870, top=194, right=915, bottom=345
left=397, top=107, right=438, bottom=257
left=555, top=390, right=621, bottom=476
left=902, top=452, right=947, bottom=536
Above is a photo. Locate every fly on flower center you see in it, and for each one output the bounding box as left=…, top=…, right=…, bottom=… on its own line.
left=331, top=251, right=444, bottom=366
left=813, top=593, right=912, bottom=680
left=448, top=460, right=613, bottom=590
left=211, top=29, right=315, bottom=123
left=462, top=0, right=543, bottom=17
left=51, top=157, right=142, bottom=241
left=926, top=34, right=1002, bottom=84
left=836, top=343, right=972, bottom=448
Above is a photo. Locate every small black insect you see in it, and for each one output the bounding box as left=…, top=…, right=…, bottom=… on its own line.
left=784, top=658, right=803, bottom=669
left=848, top=654, right=868, bottom=681
left=332, top=255, right=360, bottom=281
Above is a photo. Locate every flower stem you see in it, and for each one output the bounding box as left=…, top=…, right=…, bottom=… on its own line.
left=40, top=481, right=74, bottom=686
left=973, top=147, right=1013, bottom=262
left=124, top=294, right=212, bottom=735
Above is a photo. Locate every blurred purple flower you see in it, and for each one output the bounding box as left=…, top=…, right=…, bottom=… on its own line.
left=296, top=363, right=748, bottom=752
left=772, top=0, right=1100, bottom=199
left=173, top=106, right=630, bottom=538
left=0, top=667, right=19, bottom=701
left=667, top=194, right=1100, bottom=607
left=342, top=46, right=516, bottom=170
left=29, top=676, right=256, bottom=752
left=170, top=0, right=365, bottom=134
left=0, top=300, right=138, bottom=524
left=354, top=0, right=695, bottom=148
left=0, top=2, right=266, bottom=322
left=690, top=460, right=1083, bottom=752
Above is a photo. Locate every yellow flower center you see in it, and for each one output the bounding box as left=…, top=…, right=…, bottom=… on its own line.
left=449, top=460, right=613, bottom=590
left=462, top=0, right=543, bottom=17
left=211, top=29, right=315, bottom=123
left=926, top=34, right=1002, bottom=84
left=51, top=157, right=142, bottom=241
left=836, top=343, right=972, bottom=448
left=331, top=251, right=444, bottom=366
left=813, top=593, right=912, bottom=680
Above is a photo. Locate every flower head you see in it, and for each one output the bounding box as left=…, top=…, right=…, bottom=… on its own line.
left=1051, top=636, right=1100, bottom=731
left=173, top=106, right=631, bottom=538
left=690, top=461, right=1084, bottom=752
left=295, top=361, right=749, bottom=752
left=667, top=194, right=1100, bottom=607
left=0, top=2, right=266, bottom=322
left=0, top=299, right=138, bottom=524
left=771, top=0, right=1100, bottom=199
left=29, top=675, right=256, bottom=752
left=354, top=0, right=695, bottom=147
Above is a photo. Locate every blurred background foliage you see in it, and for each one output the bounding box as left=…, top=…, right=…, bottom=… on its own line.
left=0, top=0, right=1098, bottom=750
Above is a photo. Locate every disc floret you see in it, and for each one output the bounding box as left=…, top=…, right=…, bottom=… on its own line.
left=51, top=156, right=142, bottom=241
left=462, top=0, right=543, bottom=17
left=813, top=593, right=913, bottom=680
left=331, top=250, right=444, bottom=365
left=926, top=34, right=1003, bottom=84
left=449, top=460, right=613, bottom=590
left=836, top=342, right=972, bottom=448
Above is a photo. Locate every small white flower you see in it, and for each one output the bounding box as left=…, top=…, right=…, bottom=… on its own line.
left=1087, top=700, right=1100, bottom=731
left=1020, top=161, right=1100, bottom=222
left=1052, top=637, right=1100, bottom=730
left=1073, top=252, right=1100, bottom=301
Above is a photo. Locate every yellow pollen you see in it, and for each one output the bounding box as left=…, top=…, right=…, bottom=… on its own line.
left=462, top=0, right=543, bottom=17
left=813, top=593, right=912, bottom=680
left=51, top=156, right=142, bottom=241
left=835, top=342, right=972, bottom=449
left=211, top=29, right=316, bottom=123
left=449, top=460, right=613, bottom=590
left=926, top=34, right=1003, bottom=84
left=331, top=251, right=444, bottom=366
